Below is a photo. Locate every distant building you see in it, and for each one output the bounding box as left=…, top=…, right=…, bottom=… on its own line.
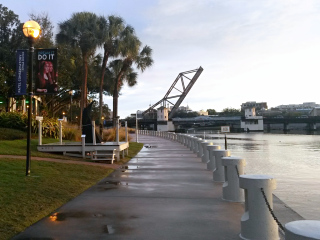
left=177, top=105, right=192, bottom=112
left=241, top=101, right=268, bottom=111
left=198, top=109, right=208, bottom=116
left=240, top=107, right=264, bottom=131
left=274, top=102, right=320, bottom=111
left=310, top=107, right=320, bottom=116
left=157, top=106, right=174, bottom=131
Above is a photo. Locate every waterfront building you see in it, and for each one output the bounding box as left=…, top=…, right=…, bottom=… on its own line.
left=157, top=106, right=174, bottom=131
left=240, top=108, right=264, bottom=131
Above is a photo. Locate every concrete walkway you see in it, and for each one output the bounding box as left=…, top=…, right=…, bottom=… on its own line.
left=12, top=135, right=302, bottom=240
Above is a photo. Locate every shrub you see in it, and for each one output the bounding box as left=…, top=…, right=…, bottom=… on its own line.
left=0, top=112, right=28, bottom=131
left=62, top=122, right=81, bottom=141
left=128, top=128, right=136, bottom=133
left=0, top=128, right=26, bottom=140
left=102, top=127, right=132, bottom=142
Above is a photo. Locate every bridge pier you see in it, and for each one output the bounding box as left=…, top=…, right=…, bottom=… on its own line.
left=266, top=123, right=271, bottom=132
left=283, top=122, right=289, bottom=133
left=308, top=123, right=317, bottom=131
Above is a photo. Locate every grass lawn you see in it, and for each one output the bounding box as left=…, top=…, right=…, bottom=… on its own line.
left=0, top=137, right=144, bottom=240
left=0, top=159, right=113, bottom=240
left=0, top=138, right=81, bottom=160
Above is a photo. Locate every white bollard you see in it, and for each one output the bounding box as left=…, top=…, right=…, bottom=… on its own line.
left=206, top=145, right=221, bottom=170
left=285, top=220, right=320, bottom=240
left=196, top=138, right=204, bottom=157
left=213, top=150, right=230, bottom=182
left=81, top=134, right=86, bottom=159
left=239, top=175, right=278, bottom=240
left=38, top=119, right=42, bottom=146
left=201, top=142, right=213, bottom=163
left=58, top=119, right=63, bottom=145
left=187, top=136, right=193, bottom=149
left=221, top=156, right=246, bottom=202
left=192, top=137, right=199, bottom=153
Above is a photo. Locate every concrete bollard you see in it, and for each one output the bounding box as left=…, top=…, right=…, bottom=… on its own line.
left=213, top=150, right=230, bottom=182
left=207, top=145, right=221, bottom=170
left=183, top=135, right=189, bottom=147
left=239, top=175, right=278, bottom=240
left=197, top=138, right=204, bottom=157
left=221, top=156, right=245, bottom=202
left=285, top=220, right=320, bottom=240
left=192, top=137, right=200, bottom=153
left=201, top=142, right=213, bottom=163
left=187, top=136, right=192, bottom=150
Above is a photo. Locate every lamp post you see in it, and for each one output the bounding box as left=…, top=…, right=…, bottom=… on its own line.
left=23, top=20, right=41, bottom=176
left=69, top=90, right=73, bottom=123
left=136, top=110, right=139, bottom=143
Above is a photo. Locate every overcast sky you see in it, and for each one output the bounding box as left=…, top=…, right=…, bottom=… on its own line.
left=3, top=0, right=320, bottom=118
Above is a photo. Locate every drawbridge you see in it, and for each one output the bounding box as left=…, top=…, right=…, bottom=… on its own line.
left=142, top=66, right=203, bottom=119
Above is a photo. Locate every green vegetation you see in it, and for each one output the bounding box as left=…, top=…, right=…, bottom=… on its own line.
left=207, top=109, right=217, bottom=115
left=0, top=134, right=143, bottom=240
left=0, top=112, right=27, bottom=131
left=219, top=107, right=243, bottom=116
left=0, top=159, right=113, bottom=240
left=0, top=128, right=27, bottom=140
left=0, top=4, right=153, bottom=124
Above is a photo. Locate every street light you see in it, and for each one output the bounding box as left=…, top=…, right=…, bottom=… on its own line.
left=23, top=20, right=41, bottom=176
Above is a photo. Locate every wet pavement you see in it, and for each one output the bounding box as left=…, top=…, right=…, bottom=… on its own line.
left=12, top=135, right=303, bottom=240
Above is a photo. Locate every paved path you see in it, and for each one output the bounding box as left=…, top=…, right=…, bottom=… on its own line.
left=12, top=135, right=302, bottom=240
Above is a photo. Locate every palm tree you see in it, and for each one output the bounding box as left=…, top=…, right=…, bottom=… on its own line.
left=56, top=12, right=107, bottom=127
left=99, top=16, right=125, bottom=126
left=112, top=44, right=153, bottom=126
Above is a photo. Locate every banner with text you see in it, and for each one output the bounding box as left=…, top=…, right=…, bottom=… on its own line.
left=15, top=49, right=27, bottom=95
left=35, top=48, right=58, bottom=94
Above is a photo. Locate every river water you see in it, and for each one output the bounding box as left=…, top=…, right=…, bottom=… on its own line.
left=192, top=131, right=320, bottom=220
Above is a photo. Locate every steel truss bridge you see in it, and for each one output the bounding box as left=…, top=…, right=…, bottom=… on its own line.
left=142, top=66, right=203, bottom=119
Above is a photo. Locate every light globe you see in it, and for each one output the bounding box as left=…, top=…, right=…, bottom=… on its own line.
left=23, top=20, right=41, bottom=38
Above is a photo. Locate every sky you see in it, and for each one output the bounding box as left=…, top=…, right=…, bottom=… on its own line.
left=2, top=0, right=320, bottom=118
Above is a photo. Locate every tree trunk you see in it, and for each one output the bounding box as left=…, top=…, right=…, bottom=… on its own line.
left=112, top=73, right=124, bottom=127
left=99, top=50, right=110, bottom=127
left=80, top=52, right=88, bottom=129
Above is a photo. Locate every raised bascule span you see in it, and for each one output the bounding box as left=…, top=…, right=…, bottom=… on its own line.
left=142, top=66, right=204, bottom=119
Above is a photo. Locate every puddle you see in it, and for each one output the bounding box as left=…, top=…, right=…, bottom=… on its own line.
left=144, top=144, right=157, bottom=148
left=103, top=225, right=134, bottom=234
left=120, top=165, right=139, bottom=172
left=98, top=181, right=129, bottom=189
left=49, top=211, right=103, bottom=221
left=18, top=238, right=53, bottom=240
left=103, top=225, right=115, bottom=234
left=121, top=165, right=139, bottom=170
left=104, top=181, right=121, bottom=185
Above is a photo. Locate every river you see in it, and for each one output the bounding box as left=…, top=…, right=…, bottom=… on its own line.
left=191, top=131, right=320, bottom=220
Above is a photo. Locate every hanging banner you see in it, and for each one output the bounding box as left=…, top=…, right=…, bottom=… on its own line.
left=15, top=49, right=28, bottom=95
left=35, top=48, right=58, bottom=94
